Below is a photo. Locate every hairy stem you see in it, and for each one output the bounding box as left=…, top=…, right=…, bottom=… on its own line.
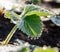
left=3, top=25, right=17, bottom=45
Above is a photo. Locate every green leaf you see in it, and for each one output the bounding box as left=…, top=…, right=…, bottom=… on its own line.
left=10, top=12, right=20, bottom=20
left=5, top=11, right=11, bottom=19
left=5, top=11, right=20, bottom=24
left=50, top=16, right=60, bottom=26
left=10, top=12, right=21, bottom=24
left=22, top=5, right=52, bottom=19
left=23, top=5, right=40, bottom=14
left=33, top=47, right=58, bottom=52
left=18, top=5, right=52, bottom=38
left=18, top=14, right=42, bottom=38
left=25, top=11, right=52, bottom=17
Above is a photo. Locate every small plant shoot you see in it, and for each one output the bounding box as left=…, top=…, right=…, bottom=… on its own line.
left=0, top=4, right=52, bottom=45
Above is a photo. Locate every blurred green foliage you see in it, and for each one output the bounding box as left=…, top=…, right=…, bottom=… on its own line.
left=17, top=46, right=58, bottom=52
left=18, top=47, right=30, bottom=52
left=33, top=47, right=58, bottom=52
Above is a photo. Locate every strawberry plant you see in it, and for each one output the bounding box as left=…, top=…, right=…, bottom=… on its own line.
left=0, top=4, right=51, bottom=45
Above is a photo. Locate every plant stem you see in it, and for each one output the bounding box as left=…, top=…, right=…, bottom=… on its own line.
left=3, top=25, right=17, bottom=45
